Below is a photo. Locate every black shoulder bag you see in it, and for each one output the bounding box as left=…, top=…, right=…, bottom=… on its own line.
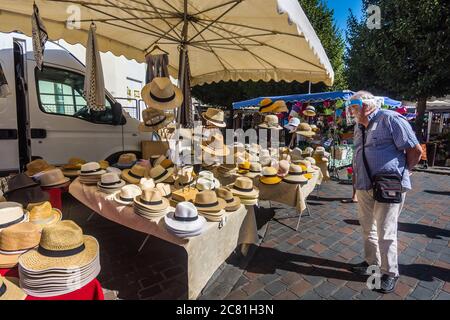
left=361, top=126, right=405, bottom=203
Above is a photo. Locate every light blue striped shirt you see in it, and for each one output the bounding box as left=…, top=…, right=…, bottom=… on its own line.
left=354, top=109, right=419, bottom=191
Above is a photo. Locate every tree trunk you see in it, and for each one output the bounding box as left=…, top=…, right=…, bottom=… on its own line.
left=415, top=96, right=427, bottom=142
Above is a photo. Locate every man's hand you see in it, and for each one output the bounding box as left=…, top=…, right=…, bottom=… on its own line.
left=406, top=144, right=423, bottom=170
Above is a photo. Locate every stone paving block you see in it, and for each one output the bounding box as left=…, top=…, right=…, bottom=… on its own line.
left=265, top=280, right=288, bottom=296
left=417, top=279, right=443, bottom=291
left=273, top=290, right=299, bottom=300
left=313, top=281, right=339, bottom=298
left=435, top=291, right=450, bottom=300
left=298, top=239, right=316, bottom=249
left=410, top=285, right=436, bottom=300
left=248, top=290, right=272, bottom=300
left=300, top=290, right=323, bottom=300
left=354, top=288, right=382, bottom=300
left=289, top=279, right=313, bottom=297
left=332, top=286, right=358, bottom=300
left=259, top=273, right=280, bottom=285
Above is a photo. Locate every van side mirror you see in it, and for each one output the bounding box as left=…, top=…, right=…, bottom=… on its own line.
left=111, top=102, right=123, bottom=125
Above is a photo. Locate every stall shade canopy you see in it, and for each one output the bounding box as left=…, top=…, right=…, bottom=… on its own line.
left=0, top=0, right=334, bottom=86
left=233, top=91, right=354, bottom=109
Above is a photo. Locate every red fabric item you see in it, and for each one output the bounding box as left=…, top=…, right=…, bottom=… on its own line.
left=41, top=185, right=69, bottom=210
left=1, top=267, right=104, bottom=300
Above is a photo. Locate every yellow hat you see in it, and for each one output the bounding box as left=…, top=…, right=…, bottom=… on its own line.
left=259, top=167, right=282, bottom=185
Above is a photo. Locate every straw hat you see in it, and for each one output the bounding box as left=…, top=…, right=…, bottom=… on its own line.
left=61, top=157, right=86, bottom=177
left=246, top=162, right=262, bottom=178
left=149, top=165, right=174, bottom=184
left=98, top=160, right=109, bottom=170
left=258, top=115, right=282, bottom=130
left=164, top=202, right=206, bottom=234
left=122, top=164, right=148, bottom=184
left=237, top=161, right=251, bottom=174
left=139, top=108, right=174, bottom=132
left=0, top=222, right=41, bottom=268
left=114, top=153, right=137, bottom=169
left=97, top=173, right=126, bottom=193
left=0, top=276, right=26, bottom=300
left=80, top=162, right=106, bottom=176
left=39, top=169, right=70, bottom=188
left=304, top=156, right=316, bottom=165
left=201, top=134, right=230, bottom=157
left=19, top=220, right=99, bottom=272
left=216, top=188, right=241, bottom=212
left=113, top=185, right=142, bottom=206
left=259, top=167, right=282, bottom=185
left=296, top=123, right=316, bottom=137
left=303, top=147, right=314, bottom=156
left=24, top=159, right=55, bottom=177
left=259, top=149, right=272, bottom=167
left=193, top=190, right=226, bottom=213
left=141, top=77, right=183, bottom=110
left=160, top=158, right=174, bottom=169
left=310, top=124, right=319, bottom=132
left=314, top=146, right=330, bottom=162
left=134, top=188, right=169, bottom=212
left=174, top=173, right=195, bottom=189
left=202, top=108, right=226, bottom=128
left=139, top=177, right=155, bottom=190
left=228, top=177, right=259, bottom=199
left=291, top=148, right=304, bottom=163
left=156, top=183, right=172, bottom=198
left=303, top=105, right=316, bottom=117
left=277, top=160, right=290, bottom=177
left=152, top=155, right=166, bottom=167
left=27, top=201, right=62, bottom=226
left=272, top=100, right=288, bottom=113
left=282, top=164, right=308, bottom=184
left=0, top=202, right=27, bottom=230
left=284, top=117, right=300, bottom=133
left=258, top=98, right=285, bottom=113
left=298, top=160, right=316, bottom=174
left=195, top=171, right=220, bottom=191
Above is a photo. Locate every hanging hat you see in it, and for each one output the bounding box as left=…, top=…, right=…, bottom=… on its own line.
left=164, top=202, right=206, bottom=236
left=0, top=222, right=41, bottom=269
left=259, top=167, right=282, bottom=185
left=284, top=117, right=300, bottom=133
left=141, top=77, right=183, bottom=110
left=61, top=157, right=86, bottom=177
left=113, top=184, right=142, bottom=206
left=228, top=177, right=259, bottom=199
left=258, top=115, right=282, bottom=130
left=193, top=190, right=226, bottom=213
left=39, top=169, right=70, bottom=188
left=24, top=159, right=55, bottom=177
left=156, top=183, right=172, bottom=198
left=296, top=123, right=315, bottom=137
left=303, top=105, right=316, bottom=117
left=113, top=153, right=137, bottom=169
left=80, top=162, right=106, bottom=176
left=283, top=164, right=308, bottom=184
left=97, top=172, right=126, bottom=193
left=258, top=98, right=285, bottom=113
left=201, top=134, right=230, bottom=157
left=272, top=100, right=288, bottom=113
left=202, top=108, right=226, bottom=128
left=0, top=275, right=26, bottom=300
left=277, top=160, right=290, bottom=177
left=246, top=162, right=262, bottom=178
left=122, top=164, right=148, bottom=184
left=149, top=165, right=174, bottom=184
left=139, top=177, right=155, bottom=190
left=216, top=187, right=241, bottom=212
left=134, top=188, right=169, bottom=213
left=139, top=108, right=174, bottom=132
left=27, top=201, right=62, bottom=226
left=18, top=220, right=99, bottom=272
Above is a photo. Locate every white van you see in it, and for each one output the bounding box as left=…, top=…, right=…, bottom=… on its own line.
left=0, top=32, right=147, bottom=175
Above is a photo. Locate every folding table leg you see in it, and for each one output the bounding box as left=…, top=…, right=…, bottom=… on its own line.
left=86, top=212, right=95, bottom=222
left=295, top=209, right=303, bottom=231
left=306, top=203, right=312, bottom=217
left=138, top=234, right=151, bottom=253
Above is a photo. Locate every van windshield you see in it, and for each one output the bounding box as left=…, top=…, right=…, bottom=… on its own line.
left=35, top=66, right=115, bottom=124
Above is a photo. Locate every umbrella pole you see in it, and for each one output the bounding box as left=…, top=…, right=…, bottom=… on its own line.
left=177, top=0, right=189, bottom=127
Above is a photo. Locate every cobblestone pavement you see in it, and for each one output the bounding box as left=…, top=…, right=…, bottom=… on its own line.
left=63, top=172, right=450, bottom=300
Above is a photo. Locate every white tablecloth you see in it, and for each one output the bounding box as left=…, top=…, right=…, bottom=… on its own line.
left=69, top=179, right=258, bottom=299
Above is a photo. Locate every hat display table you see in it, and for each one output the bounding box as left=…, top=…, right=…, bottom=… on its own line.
left=0, top=267, right=104, bottom=300
left=68, top=179, right=258, bottom=299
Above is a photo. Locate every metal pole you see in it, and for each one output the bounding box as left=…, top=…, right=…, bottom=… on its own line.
left=308, top=81, right=312, bottom=94
left=177, top=0, right=189, bottom=125
left=427, top=111, right=433, bottom=143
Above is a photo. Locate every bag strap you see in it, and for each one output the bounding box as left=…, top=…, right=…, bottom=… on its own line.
left=360, top=125, right=373, bottom=185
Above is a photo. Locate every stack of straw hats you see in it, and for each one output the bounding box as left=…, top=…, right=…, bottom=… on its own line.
left=259, top=167, right=282, bottom=185
left=112, top=153, right=137, bottom=169
left=133, top=188, right=171, bottom=219
left=228, top=177, right=259, bottom=206
left=61, top=157, right=86, bottom=178
left=113, top=184, right=142, bottom=206
left=0, top=202, right=29, bottom=231
left=282, top=164, right=308, bottom=184
left=18, top=220, right=101, bottom=297
left=245, top=162, right=262, bottom=178
left=164, top=202, right=206, bottom=238
left=97, top=172, right=126, bottom=194
left=78, top=162, right=106, bottom=185
left=216, top=188, right=241, bottom=212
left=193, top=190, right=226, bottom=222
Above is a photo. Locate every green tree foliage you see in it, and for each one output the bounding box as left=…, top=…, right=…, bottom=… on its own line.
left=345, top=0, right=450, bottom=140
left=191, top=0, right=346, bottom=108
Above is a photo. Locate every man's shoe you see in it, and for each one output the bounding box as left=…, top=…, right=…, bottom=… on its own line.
left=350, top=261, right=370, bottom=275
left=379, top=275, right=399, bottom=294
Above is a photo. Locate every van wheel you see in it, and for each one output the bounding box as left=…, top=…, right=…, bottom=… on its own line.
left=105, top=151, right=142, bottom=165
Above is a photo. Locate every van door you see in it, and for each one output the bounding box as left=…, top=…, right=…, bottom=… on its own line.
left=27, top=65, right=124, bottom=164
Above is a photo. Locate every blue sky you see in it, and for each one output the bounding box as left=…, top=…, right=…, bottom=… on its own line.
left=325, top=0, right=363, bottom=36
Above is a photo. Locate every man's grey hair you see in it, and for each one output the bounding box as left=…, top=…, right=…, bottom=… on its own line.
left=350, top=90, right=381, bottom=110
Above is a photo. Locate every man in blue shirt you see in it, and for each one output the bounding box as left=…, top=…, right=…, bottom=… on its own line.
left=347, top=91, right=422, bottom=293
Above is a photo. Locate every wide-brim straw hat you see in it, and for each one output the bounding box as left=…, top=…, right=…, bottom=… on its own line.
left=202, top=108, right=226, bottom=128
left=39, top=169, right=71, bottom=188
left=228, top=177, right=259, bottom=199
left=113, top=185, right=142, bottom=206
left=216, top=188, right=241, bottom=212
left=149, top=165, right=174, bottom=184
left=164, top=212, right=206, bottom=233
left=258, top=115, right=283, bottom=130
left=283, top=172, right=308, bottom=184
left=133, top=188, right=170, bottom=212
left=259, top=175, right=282, bottom=185
left=138, top=109, right=174, bottom=132
left=18, top=221, right=99, bottom=272
left=193, top=191, right=226, bottom=213
left=0, top=276, right=26, bottom=300
left=121, top=165, right=148, bottom=185
left=201, top=135, right=230, bottom=157
left=259, top=98, right=286, bottom=113
left=141, top=77, right=183, bottom=110
left=24, top=159, right=55, bottom=177
left=61, top=168, right=81, bottom=178
left=27, top=202, right=62, bottom=227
